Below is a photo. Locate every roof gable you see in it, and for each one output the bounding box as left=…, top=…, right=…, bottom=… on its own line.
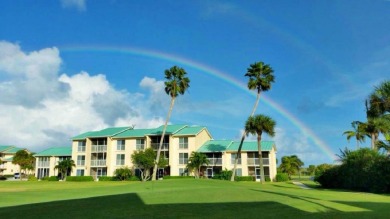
left=197, top=140, right=233, bottom=153
left=173, top=126, right=206, bottom=136
left=113, top=129, right=153, bottom=138
left=227, top=141, right=275, bottom=152
left=147, top=124, right=187, bottom=135
left=72, top=127, right=132, bottom=140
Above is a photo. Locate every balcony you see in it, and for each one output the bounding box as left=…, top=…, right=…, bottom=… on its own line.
left=151, top=143, right=169, bottom=151
left=207, top=158, right=222, bottom=166
left=77, top=146, right=86, bottom=152
left=37, top=161, right=50, bottom=167
left=247, top=158, right=269, bottom=166
left=77, top=160, right=85, bottom=166
left=91, top=145, right=107, bottom=153
left=91, top=160, right=106, bottom=167
left=230, top=158, right=242, bottom=165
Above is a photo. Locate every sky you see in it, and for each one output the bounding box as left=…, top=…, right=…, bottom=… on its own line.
left=1, top=0, right=389, bottom=165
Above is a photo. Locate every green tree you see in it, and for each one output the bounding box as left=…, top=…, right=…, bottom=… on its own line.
left=231, top=61, right=275, bottom=181
left=307, top=165, right=316, bottom=176
left=366, top=80, right=390, bottom=117
left=12, top=150, right=34, bottom=180
left=360, top=116, right=390, bottom=150
left=132, top=148, right=156, bottom=181
left=152, top=66, right=190, bottom=181
left=244, top=114, right=276, bottom=184
left=343, top=121, right=366, bottom=149
left=279, top=155, right=304, bottom=179
left=114, top=166, right=132, bottom=181
left=54, top=159, right=75, bottom=180
left=186, top=152, right=209, bottom=178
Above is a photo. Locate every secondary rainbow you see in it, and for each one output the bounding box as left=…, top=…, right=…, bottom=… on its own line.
left=60, top=45, right=337, bottom=161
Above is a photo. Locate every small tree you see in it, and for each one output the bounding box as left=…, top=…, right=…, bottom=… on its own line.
left=131, top=148, right=156, bottom=181
left=279, top=155, right=304, bottom=179
left=54, top=159, right=75, bottom=180
left=187, top=152, right=209, bottom=178
left=12, top=150, right=34, bottom=180
left=114, top=166, right=133, bottom=181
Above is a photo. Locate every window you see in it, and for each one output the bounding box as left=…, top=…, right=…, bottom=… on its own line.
left=235, top=168, right=242, bottom=176
left=179, top=168, right=188, bottom=176
left=136, top=139, right=145, bottom=150
left=116, top=154, right=125, bottom=165
left=77, top=155, right=85, bottom=166
left=231, top=153, right=241, bottom=164
left=179, top=137, right=188, bottom=149
left=179, top=153, right=188, bottom=164
left=76, top=169, right=85, bottom=176
left=117, top=140, right=125, bottom=151
left=78, top=141, right=86, bottom=152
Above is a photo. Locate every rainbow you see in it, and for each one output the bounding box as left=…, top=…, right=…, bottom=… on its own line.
left=60, top=45, right=337, bottom=161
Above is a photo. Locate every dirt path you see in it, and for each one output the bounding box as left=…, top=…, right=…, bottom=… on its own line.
left=292, top=181, right=313, bottom=189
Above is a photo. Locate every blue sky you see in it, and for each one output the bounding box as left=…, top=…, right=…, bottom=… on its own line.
left=1, top=0, right=389, bottom=165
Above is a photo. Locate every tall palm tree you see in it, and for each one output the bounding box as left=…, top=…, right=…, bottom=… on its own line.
left=360, top=116, right=390, bottom=150
left=54, top=159, right=75, bottom=180
left=245, top=114, right=276, bottom=184
left=231, top=61, right=275, bottom=181
left=366, top=80, right=390, bottom=117
left=151, top=66, right=190, bottom=181
left=343, top=121, right=366, bottom=149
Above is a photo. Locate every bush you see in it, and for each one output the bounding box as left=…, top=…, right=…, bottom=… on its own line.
left=275, top=173, right=289, bottom=182
left=128, top=176, right=141, bottom=181
left=114, top=167, right=133, bottom=181
left=0, top=176, right=7, bottom=180
left=66, top=176, right=94, bottom=182
left=163, top=176, right=194, bottom=179
left=28, top=175, right=38, bottom=181
left=212, top=169, right=232, bottom=180
left=48, top=176, right=59, bottom=181
left=234, top=176, right=254, bottom=181
left=98, top=176, right=116, bottom=181
left=265, top=176, right=271, bottom=182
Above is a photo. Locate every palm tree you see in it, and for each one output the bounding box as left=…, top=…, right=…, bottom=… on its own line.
left=54, top=159, right=75, bottom=180
left=245, top=114, right=276, bottom=184
left=231, top=61, right=275, bottom=181
left=343, top=121, right=366, bottom=149
left=151, top=66, right=190, bottom=181
left=360, top=116, right=390, bottom=150
left=186, top=152, right=209, bottom=178
left=279, top=155, right=304, bottom=179
left=366, top=80, right=390, bottom=117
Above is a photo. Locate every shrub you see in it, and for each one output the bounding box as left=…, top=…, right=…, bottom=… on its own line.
left=212, top=169, right=232, bottom=180
left=0, top=176, right=7, bottom=180
left=28, top=175, right=38, bottom=181
left=48, top=176, right=59, bottom=181
left=234, top=176, right=254, bottom=181
left=114, top=166, right=133, bottom=181
left=98, top=176, right=116, bottom=181
left=128, top=176, right=141, bottom=181
left=163, top=176, right=194, bottom=180
left=265, top=176, right=271, bottom=182
left=275, top=173, right=289, bottom=182
left=66, top=176, right=94, bottom=182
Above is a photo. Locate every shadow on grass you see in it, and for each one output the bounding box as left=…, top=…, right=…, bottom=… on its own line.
left=1, top=191, right=389, bottom=219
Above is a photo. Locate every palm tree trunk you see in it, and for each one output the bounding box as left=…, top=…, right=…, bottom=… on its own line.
left=231, top=91, right=261, bottom=181
left=152, top=97, right=175, bottom=181
left=257, top=134, right=265, bottom=184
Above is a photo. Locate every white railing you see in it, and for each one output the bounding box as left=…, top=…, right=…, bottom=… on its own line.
left=91, top=160, right=106, bottom=166
left=37, top=161, right=50, bottom=167
left=78, top=146, right=86, bottom=152
left=179, top=158, right=188, bottom=165
left=230, top=158, right=242, bottom=165
left=207, top=158, right=222, bottom=165
left=179, top=143, right=188, bottom=149
left=77, top=160, right=85, bottom=166
left=151, top=143, right=169, bottom=150
left=91, top=145, right=107, bottom=152
left=247, top=158, right=269, bottom=165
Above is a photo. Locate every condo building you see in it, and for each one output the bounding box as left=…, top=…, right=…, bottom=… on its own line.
left=70, top=124, right=277, bottom=181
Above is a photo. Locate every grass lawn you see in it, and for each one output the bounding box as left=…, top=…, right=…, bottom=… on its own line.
left=1, top=179, right=389, bottom=218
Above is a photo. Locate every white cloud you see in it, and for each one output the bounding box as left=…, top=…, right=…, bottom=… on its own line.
left=0, top=41, right=166, bottom=152
left=60, top=0, right=86, bottom=11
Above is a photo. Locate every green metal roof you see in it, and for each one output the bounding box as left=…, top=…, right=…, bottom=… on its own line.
left=227, top=141, right=275, bottom=152
left=34, top=147, right=72, bottom=157
left=197, top=140, right=276, bottom=153
left=0, top=146, right=24, bottom=154
left=174, top=126, right=206, bottom=136
left=197, top=140, right=233, bottom=153
left=147, top=124, right=187, bottom=135
left=72, top=127, right=132, bottom=140
left=0, top=145, right=14, bottom=152
left=113, top=129, right=152, bottom=138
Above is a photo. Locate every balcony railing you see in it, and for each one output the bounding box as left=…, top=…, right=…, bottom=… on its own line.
left=207, top=158, right=222, bottom=165
left=179, top=158, right=188, bottom=165
left=151, top=143, right=169, bottom=151
left=77, top=160, right=85, bottom=166
left=230, top=158, right=242, bottom=165
left=247, top=158, right=269, bottom=165
left=91, top=145, right=107, bottom=152
left=91, top=159, right=106, bottom=167
left=37, top=161, right=50, bottom=167
left=77, top=146, right=86, bottom=152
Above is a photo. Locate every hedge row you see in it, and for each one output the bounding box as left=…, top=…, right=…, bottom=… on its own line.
left=163, top=176, right=194, bottom=179
left=66, top=176, right=94, bottom=182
